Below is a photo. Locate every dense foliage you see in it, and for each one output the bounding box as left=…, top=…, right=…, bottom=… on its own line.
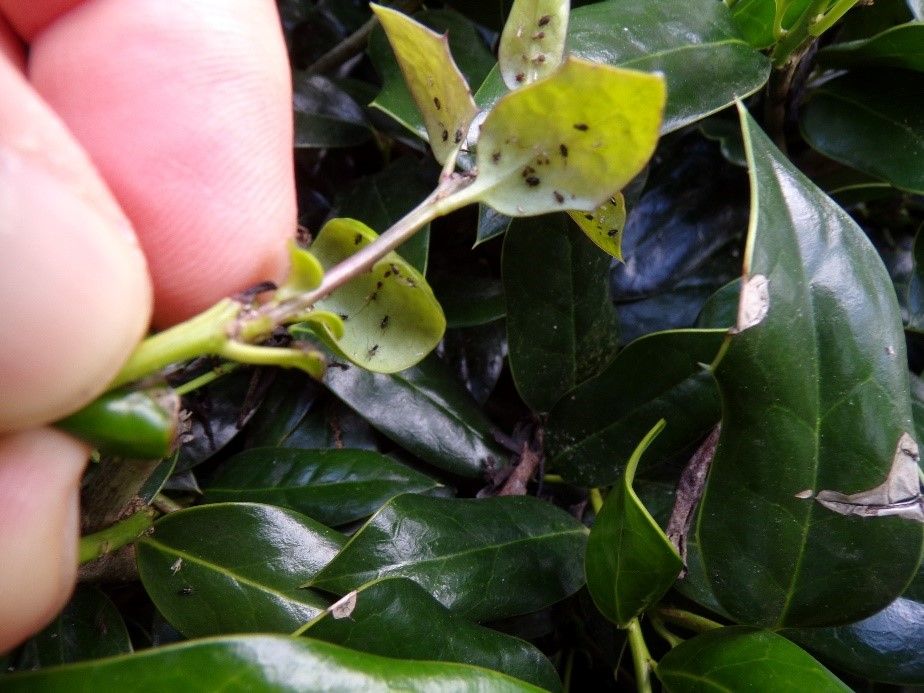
left=6, top=0, right=924, bottom=690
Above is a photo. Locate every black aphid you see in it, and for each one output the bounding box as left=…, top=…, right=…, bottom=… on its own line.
left=573, top=123, right=589, bottom=131
left=525, top=176, right=540, bottom=187
left=538, top=14, right=551, bottom=26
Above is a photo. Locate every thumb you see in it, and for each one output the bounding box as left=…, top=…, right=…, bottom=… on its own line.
left=0, top=57, right=152, bottom=431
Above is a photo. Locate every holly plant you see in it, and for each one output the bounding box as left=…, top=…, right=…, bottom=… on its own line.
left=6, top=0, right=924, bottom=690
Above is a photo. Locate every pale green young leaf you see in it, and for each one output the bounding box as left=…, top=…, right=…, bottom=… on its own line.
left=568, top=192, right=627, bottom=260
left=370, top=4, right=478, bottom=166
left=462, top=58, right=665, bottom=217
left=294, top=218, right=445, bottom=373
left=499, top=0, right=569, bottom=88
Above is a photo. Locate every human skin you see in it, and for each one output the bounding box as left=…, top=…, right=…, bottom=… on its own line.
left=0, top=0, right=295, bottom=649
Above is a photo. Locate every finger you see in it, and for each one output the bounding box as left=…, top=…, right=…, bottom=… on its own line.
left=0, top=428, right=86, bottom=651
left=0, top=58, right=152, bottom=431
left=0, top=13, right=24, bottom=69
left=25, top=0, right=296, bottom=326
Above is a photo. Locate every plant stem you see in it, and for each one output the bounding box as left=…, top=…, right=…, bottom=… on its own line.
left=810, top=0, right=859, bottom=36
left=305, top=15, right=378, bottom=76
left=109, top=300, right=242, bottom=390
left=626, top=618, right=654, bottom=693
left=649, top=614, right=684, bottom=648
left=543, top=473, right=565, bottom=484
left=263, top=174, right=475, bottom=323
left=152, top=493, right=184, bottom=514
left=173, top=363, right=239, bottom=396
left=770, top=0, right=829, bottom=66
left=78, top=507, right=157, bottom=564
left=654, top=606, right=724, bottom=634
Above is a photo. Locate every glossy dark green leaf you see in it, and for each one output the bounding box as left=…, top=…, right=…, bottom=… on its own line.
left=1, top=636, right=542, bottom=692
left=586, top=421, right=682, bottom=627
left=729, top=0, right=779, bottom=49
left=657, top=627, right=850, bottom=692
left=611, top=137, right=748, bottom=344
left=203, top=448, right=441, bottom=526
left=137, top=503, right=343, bottom=637
left=801, top=70, right=924, bottom=194
left=243, top=373, right=321, bottom=448
left=476, top=204, right=512, bottom=246
left=293, top=73, right=370, bottom=148
left=175, top=368, right=263, bottom=472
left=504, top=214, right=619, bottom=412
left=308, top=494, right=588, bottom=621
left=695, top=105, right=924, bottom=628
left=699, top=115, right=746, bottom=168
left=368, top=9, right=494, bottom=141
left=282, top=397, right=379, bottom=451
left=696, top=279, right=741, bottom=330
left=333, top=156, right=437, bottom=274
left=304, top=577, right=561, bottom=691
left=819, top=22, right=924, bottom=72
left=439, top=321, right=507, bottom=405
left=546, top=329, right=725, bottom=486
left=907, top=227, right=924, bottom=331
left=433, top=276, right=506, bottom=329
left=786, top=569, right=924, bottom=684
left=476, top=0, right=770, bottom=134
left=323, top=353, right=506, bottom=477
left=13, top=588, right=130, bottom=670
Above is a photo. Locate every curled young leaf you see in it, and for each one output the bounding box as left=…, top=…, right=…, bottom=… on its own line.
left=499, top=0, right=569, bottom=89
left=371, top=4, right=478, bottom=166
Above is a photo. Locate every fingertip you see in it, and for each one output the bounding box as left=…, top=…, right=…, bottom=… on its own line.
left=29, top=0, right=296, bottom=326
left=0, top=428, right=86, bottom=651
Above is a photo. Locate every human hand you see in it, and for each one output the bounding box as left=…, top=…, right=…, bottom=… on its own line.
left=0, top=0, right=295, bottom=649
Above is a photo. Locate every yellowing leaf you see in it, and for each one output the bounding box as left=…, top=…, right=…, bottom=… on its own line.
left=463, top=58, right=665, bottom=217
left=499, top=0, right=569, bottom=89
left=297, top=218, right=446, bottom=373
left=371, top=4, right=478, bottom=166
left=568, top=192, right=627, bottom=260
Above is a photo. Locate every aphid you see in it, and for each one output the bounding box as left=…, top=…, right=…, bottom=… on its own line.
left=441, top=129, right=449, bottom=142
left=521, top=165, right=536, bottom=178
left=380, top=315, right=390, bottom=330
left=525, top=176, right=540, bottom=187
left=454, top=129, right=463, bottom=144
left=573, top=123, right=589, bottom=131
left=433, top=96, right=441, bottom=110
left=389, top=263, right=401, bottom=276
left=178, top=586, right=194, bottom=597
left=533, top=31, right=546, bottom=40
left=491, top=150, right=502, bottom=163
left=554, top=191, right=565, bottom=204
left=515, top=72, right=525, bottom=83
left=607, top=229, right=619, bottom=237
left=367, top=344, right=379, bottom=358
left=584, top=214, right=594, bottom=221
left=383, top=270, right=392, bottom=278
left=534, top=54, right=546, bottom=64
left=538, top=14, right=552, bottom=26
left=338, top=313, right=349, bottom=320
left=559, top=143, right=568, bottom=158
left=376, top=281, right=384, bottom=290
left=353, top=233, right=363, bottom=245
